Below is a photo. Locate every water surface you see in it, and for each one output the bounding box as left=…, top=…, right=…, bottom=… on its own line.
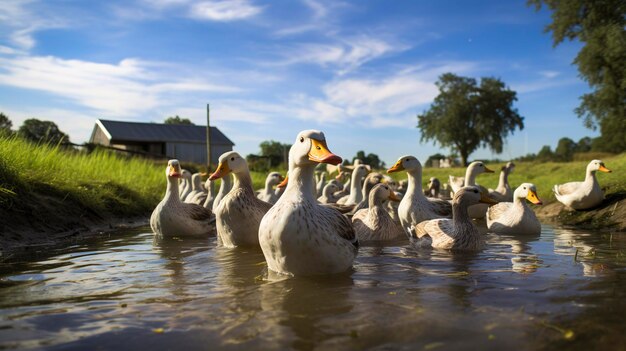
left=1, top=224, right=625, bottom=350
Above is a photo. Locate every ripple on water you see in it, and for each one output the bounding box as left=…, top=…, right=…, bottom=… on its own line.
left=1, top=224, right=626, bottom=350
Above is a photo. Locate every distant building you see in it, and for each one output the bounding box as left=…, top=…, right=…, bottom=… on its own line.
left=89, top=119, right=234, bottom=164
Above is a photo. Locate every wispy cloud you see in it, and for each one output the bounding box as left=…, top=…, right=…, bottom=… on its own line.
left=0, top=0, right=69, bottom=49
left=0, top=55, right=240, bottom=116
left=189, top=0, right=263, bottom=21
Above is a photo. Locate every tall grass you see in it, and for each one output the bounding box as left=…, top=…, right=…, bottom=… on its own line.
left=0, top=135, right=164, bottom=215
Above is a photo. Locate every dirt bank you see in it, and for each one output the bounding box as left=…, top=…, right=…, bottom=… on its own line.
left=535, top=190, right=626, bottom=231
left=0, top=187, right=151, bottom=255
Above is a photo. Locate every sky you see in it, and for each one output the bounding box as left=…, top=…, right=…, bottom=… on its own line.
left=0, top=0, right=596, bottom=166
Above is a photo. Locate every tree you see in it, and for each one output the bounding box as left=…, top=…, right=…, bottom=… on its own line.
left=0, top=113, right=12, bottom=135
left=246, top=140, right=291, bottom=171
left=352, top=150, right=385, bottom=169
left=529, top=0, right=626, bottom=153
left=17, top=119, right=69, bottom=144
left=417, top=73, right=524, bottom=166
left=164, top=115, right=194, bottom=125
left=575, top=136, right=592, bottom=153
left=536, top=145, right=554, bottom=161
left=554, top=137, right=576, bottom=161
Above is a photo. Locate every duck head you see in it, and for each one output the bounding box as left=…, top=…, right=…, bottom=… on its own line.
left=290, top=130, right=342, bottom=167
left=209, top=151, right=247, bottom=180
left=266, top=172, right=284, bottom=187
left=515, top=183, right=542, bottom=205
left=167, top=159, right=182, bottom=178
left=387, top=155, right=421, bottom=173
left=370, top=183, right=401, bottom=206
left=588, top=159, right=612, bottom=173
left=467, top=161, right=494, bottom=175
left=455, top=186, right=498, bottom=206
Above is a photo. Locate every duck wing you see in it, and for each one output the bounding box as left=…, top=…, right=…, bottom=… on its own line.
left=486, top=202, right=513, bottom=222
left=554, top=181, right=582, bottom=196
left=183, top=202, right=213, bottom=222
left=323, top=202, right=355, bottom=214
left=321, top=205, right=358, bottom=248
left=428, top=198, right=452, bottom=217
left=415, top=218, right=454, bottom=245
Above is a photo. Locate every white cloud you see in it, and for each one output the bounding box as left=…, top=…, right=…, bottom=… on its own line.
left=539, top=70, right=560, bottom=79
left=189, top=0, right=262, bottom=21
left=278, top=36, right=407, bottom=74
left=0, top=55, right=240, bottom=116
left=0, top=0, right=70, bottom=49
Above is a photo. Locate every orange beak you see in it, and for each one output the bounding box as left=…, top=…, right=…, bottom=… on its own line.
left=484, top=166, right=495, bottom=173
left=599, top=165, right=612, bottom=173
left=479, top=193, right=498, bottom=205
left=208, top=162, right=231, bottom=180
left=169, top=165, right=181, bottom=177
left=526, top=190, right=543, bottom=205
left=387, top=159, right=404, bottom=173
left=308, top=139, right=342, bottom=165
left=277, top=175, right=289, bottom=188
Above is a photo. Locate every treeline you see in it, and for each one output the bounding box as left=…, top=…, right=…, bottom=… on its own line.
left=0, top=113, right=70, bottom=145
left=516, top=136, right=610, bottom=162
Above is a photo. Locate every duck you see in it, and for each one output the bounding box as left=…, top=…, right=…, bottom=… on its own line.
left=424, top=177, right=441, bottom=198
left=449, top=161, right=494, bottom=195
left=259, top=130, right=358, bottom=276
left=202, top=178, right=217, bottom=209
left=349, top=172, right=384, bottom=215
left=486, top=183, right=543, bottom=235
left=337, top=163, right=370, bottom=205
left=488, top=162, right=515, bottom=202
left=257, top=172, right=284, bottom=204
left=150, top=160, right=213, bottom=237
left=179, top=169, right=192, bottom=200
left=184, top=173, right=204, bottom=203
left=352, top=183, right=404, bottom=242
left=450, top=161, right=495, bottom=219
left=316, top=171, right=327, bottom=197
left=413, top=186, right=497, bottom=250
left=553, top=159, right=612, bottom=210
left=318, top=182, right=341, bottom=204
left=212, top=172, right=233, bottom=212
left=209, top=151, right=273, bottom=247
left=387, top=156, right=452, bottom=238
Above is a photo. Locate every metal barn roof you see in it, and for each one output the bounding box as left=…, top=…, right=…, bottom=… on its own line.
left=96, top=119, right=234, bottom=145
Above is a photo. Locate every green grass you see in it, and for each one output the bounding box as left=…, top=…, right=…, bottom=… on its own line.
left=384, top=153, right=626, bottom=203
left=0, top=134, right=164, bottom=215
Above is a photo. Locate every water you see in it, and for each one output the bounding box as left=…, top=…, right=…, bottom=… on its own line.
left=1, top=225, right=626, bottom=350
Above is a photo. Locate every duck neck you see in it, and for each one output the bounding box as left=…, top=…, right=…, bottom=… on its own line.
left=497, top=170, right=508, bottom=189
left=262, top=178, right=274, bottom=195
left=285, top=164, right=317, bottom=202
left=585, top=169, right=597, bottom=185
left=465, top=167, right=478, bottom=186
left=406, top=168, right=424, bottom=200
left=452, top=201, right=473, bottom=228
left=350, top=172, right=363, bottom=196
left=165, top=176, right=181, bottom=204
left=232, top=169, right=255, bottom=196
left=512, top=196, right=528, bottom=211
left=218, top=174, right=232, bottom=196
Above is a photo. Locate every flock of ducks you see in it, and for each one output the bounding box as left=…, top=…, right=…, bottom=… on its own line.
left=150, top=130, right=613, bottom=276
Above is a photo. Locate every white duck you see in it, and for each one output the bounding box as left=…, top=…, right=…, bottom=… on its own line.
left=414, top=186, right=497, bottom=250
left=150, top=160, right=213, bottom=237
left=212, top=172, right=233, bottom=212
left=202, top=178, right=217, bottom=209
left=318, top=182, right=341, bottom=204
left=425, top=177, right=441, bottom=198
left=209, top=151, right=273, bottom=247
left=259, top=130, right=358, bottom=276
left=488, top=162, right=515, bottom=202
left=179, top=169, right=192, bottom=200
left=316, top=172, right=327, bottom=197
left=352, top=183, right=404, bottom=242
left=553, top=159, right=612, bottom=210
left=184, top=173, right=204, bottom=203
left=349, top=172, right=384, bottom=215
left=487, top=183, right=543, bottom=235
left=387, top=156, right=452, bottom=238
left=337, top=164, right=370, bottom=205
left=448, top=161, right=494, bottom=195
left=257, top=172, right=284, bottom=204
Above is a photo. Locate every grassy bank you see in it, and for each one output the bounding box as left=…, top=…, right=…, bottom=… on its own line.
left=0, top=135, right=164, bottom=251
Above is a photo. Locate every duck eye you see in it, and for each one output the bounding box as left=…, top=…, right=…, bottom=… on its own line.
left=473, top=190, right=478, bottom=193
left=231, top=157, right=235, bottom=161
left=300, top=137, right=304, bottom=143
left=523, top=187, right=526, bottom=190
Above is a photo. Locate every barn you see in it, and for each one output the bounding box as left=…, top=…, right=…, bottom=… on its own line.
left=89, top=119, right=234, bottom=164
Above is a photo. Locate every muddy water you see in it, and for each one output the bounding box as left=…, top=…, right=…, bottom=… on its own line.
left=1, top=225, right=625, bottom=350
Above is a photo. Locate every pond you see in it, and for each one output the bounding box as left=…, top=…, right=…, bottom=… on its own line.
left=1, top=224, right=625, bottom=350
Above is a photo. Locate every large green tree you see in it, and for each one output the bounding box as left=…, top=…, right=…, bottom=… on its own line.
left=18, top=119, right=69, bottom=144
left=352, top=151, right=385, bottom=169
left=417, top=73, right=524, bottom=166
left=554, top=137, right=576, bottom=161
left=164, top=115, right=194, bottom=125
left=529, top=0, right=626, bottom=153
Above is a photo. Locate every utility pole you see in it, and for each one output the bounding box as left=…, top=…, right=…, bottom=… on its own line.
left=206, top=104, right=211, bottom=170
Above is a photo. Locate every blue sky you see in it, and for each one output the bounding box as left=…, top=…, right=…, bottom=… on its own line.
left=0, top=0, right=595, bottom=166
